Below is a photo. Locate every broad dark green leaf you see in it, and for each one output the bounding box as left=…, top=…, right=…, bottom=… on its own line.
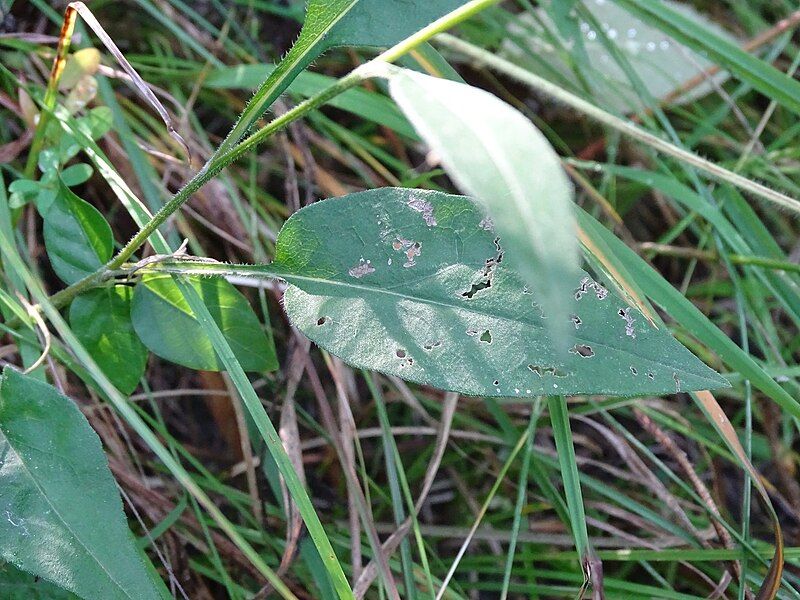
left=0, top=367, right=164, bottom=600
left=43, top=179, right=113, bottom=284
left=131, top=275, right=277, bottom=372
left=272, top=188, right=727, bottom=397
left=219, top=0, right=465, bottom=153
left=389, top=68, right=580, bottom=345
left=0, top=562, right=80, bottom=599
left=69, top=286, right=147, bottom=395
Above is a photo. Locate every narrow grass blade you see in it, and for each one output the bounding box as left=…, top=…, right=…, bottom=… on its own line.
left=548, top=395, right=599, bottom=596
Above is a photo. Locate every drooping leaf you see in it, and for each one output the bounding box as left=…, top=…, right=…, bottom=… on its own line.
left=218, top=0, right=465, bottom=153
left=388, top=68, right=580, bottom=345
left=69, top=286, right=147, bottom=394
left=131, top=274, right=277, bottom=372
left=43, top=179, right=113, bottom=284
left=0, top=367, right=165, bottom=600
left=58, top=48, right=101, bottom=90
left=198, top=188, right=725, bottom=397
left=503, top=0, right=740, bottom=113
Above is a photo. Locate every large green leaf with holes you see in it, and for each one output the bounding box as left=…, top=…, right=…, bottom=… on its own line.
left=271, top=188, right=727, bottom=397
left=389, top=68, right=580, bottom=346
left=0, top=367, right=165, bottom=600
left=219, top=0, right=465, bottom=153
left=131, top=275, right=277, bottom=372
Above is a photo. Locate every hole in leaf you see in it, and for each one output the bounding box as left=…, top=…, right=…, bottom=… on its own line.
left=569, top=344, right=594, bottom=358
left=575, top=276, right=608, bottom=300
left=479, top=330, right=492, bottom=344
left=527, top=365, right=567, bottom=378
left=618, top=307, right=636, bottom=338
left=630, top=366, right=638, bottom=376
left=395, top=349, right=407, bottom=359
left=423, top=341, right=442, bottom=351
left=673, top=372, right=681, bottom=392
left=493, top=379, right=499, bottom=386
left=571, top=315, right=582, bottom=329
left=316, top=316, right=329, bottom=326
left=460, top=247, right=503, bottom=299
left=461, top=280, right=491, bottom=298
left=647, top=372, right=655, bottom=380
left=492, top=237, right=503, bottom=255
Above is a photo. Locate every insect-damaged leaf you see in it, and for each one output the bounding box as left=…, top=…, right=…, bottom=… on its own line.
left=388, top=68, right=580, bottom=346
left=219, top=0, right=465, bottom=153
left=273, top=188, right=727, bottom=397
left=0, top=367, right=165, bottom=600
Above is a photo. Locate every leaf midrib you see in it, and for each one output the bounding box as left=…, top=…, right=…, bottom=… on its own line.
left=279, top=268, right=719, bottom=381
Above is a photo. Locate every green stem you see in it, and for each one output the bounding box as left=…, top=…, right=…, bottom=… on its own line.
left=43, top=0, right=501, bottom=312
left=24, top=3, right=78, bottom=178
left=434, top=33, right=800, bottom=215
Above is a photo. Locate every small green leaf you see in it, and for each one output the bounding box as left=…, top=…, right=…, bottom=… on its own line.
left=0, top=367, right=165, bottom=600
left=388, top=68, right=580, bottom=346
left=60, top=163, right=93, bottom=186
left=7, top=179, right=40, bottom=209
left=37, top=149, right=59, bottom=174
left=131, top=274, right=277, bottom=372
left=272, top=188, right=727, bottom=397
left=69, top=286, right=147, bottom=394
left=43, top=179, right=113, bottom=284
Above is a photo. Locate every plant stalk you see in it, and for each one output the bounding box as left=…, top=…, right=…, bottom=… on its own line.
left=42, top=0, right=501, bottom=313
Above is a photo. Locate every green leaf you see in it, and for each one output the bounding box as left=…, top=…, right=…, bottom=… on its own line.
left=271, top=188, right=726, bottom=397
left=0, top=562, right=80, bottom=599
left=218, top=0, right=465, bottom=154
left=60, top=163, right=93, bottom=187
left=0, top=367, right=164, bottom=600
left=43, top=179, right=113, bottom=284
left=548, top=396, right=591, bottom=564
left=388, top=68, right=580, bottom=345
left=575, top=206, right=800, bottom=420
left=69, top=286, right=148, bottom=395
left=131, top=274, right=277, bottom=372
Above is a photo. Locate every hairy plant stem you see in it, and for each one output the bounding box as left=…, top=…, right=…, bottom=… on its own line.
left=434, top=33, right=800, bottom=215
left=41, top=0, right=501, bottom=314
